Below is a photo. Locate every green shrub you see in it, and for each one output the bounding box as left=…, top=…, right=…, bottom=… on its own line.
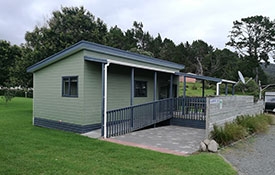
left=211, top=122, right=247, bottom=146
left=235, top=114, right=269, bottom=134
left=0, top=89, right=33, bottom=98
left=1, top=89, right=15, bottom=103
left=211, top=114, right=271, bottom=146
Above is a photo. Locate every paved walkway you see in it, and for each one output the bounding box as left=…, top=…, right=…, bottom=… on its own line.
left=103, top=126, right=205, bottom=156
left=220, top=125, right=275, bottom=175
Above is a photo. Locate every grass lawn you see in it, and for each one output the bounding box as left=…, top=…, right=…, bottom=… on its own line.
left=0, top=97, right=236, bottom=175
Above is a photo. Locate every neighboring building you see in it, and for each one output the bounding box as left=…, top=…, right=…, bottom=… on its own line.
left=264, top=92, right=275, bottom=112
left=179, top=75, right=196, bottom=83
left=27, top=41, right=184, bottom=134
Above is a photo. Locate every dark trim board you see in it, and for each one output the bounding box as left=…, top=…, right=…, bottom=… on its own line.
left=34, top=117, right=101, bottom=133
left=170, top=118, right=206, bottom=129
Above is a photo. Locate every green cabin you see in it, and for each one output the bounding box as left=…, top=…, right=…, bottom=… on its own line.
left=27, top=41, right=184, bottom=135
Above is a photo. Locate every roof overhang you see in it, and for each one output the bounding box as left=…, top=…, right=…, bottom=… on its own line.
left=175, top=72, right=236, bottom=84
left=84, top=56, right=107, bottom=64
left=27, top=40, right=185, bottom=73
left=175, top=72, right=222, bottom=82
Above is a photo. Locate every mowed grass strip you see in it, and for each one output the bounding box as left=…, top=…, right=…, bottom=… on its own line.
left=0, top=98, right=236, bottom=175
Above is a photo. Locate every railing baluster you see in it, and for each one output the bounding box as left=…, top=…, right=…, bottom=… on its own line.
left=106, top=98, right=191, bottom=138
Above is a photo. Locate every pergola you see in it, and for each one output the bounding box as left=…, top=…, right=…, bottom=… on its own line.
left=175, top=72, right=237, bottom=97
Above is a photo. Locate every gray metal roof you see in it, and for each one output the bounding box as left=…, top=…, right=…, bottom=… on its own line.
left=27, top=40, right=185, bottom=73
left=176, top=72, right=222, bottom=82
left=176, top=72, right=236, bottom=84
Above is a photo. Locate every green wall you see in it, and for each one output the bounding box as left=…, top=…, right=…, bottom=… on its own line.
left=34, top=51, right=86, bottom=125
left=83, top=61, right=102, bottom=124
left=33, top=50, right=179, bottom=126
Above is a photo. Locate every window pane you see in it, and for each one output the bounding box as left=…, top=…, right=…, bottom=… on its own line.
left=62, top=76, right=78, bottom=97
left=63, top=78, right=69, bottom=95
left=70, top=77, right=78, bottom=96
left=135, top=81, right=147, bottom=97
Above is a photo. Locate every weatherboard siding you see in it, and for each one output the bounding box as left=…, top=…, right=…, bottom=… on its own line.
left=83, top=61, right=102, bottom=124
left=134, top=69, right=155, bottom=105
left=34, top=51, right=86, bottom=125
left=107, top=65, right=131, bottom=110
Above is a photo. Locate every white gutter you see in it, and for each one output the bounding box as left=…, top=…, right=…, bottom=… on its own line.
left=216, top=82, right=222, bottom=96
left=103, top=62, right=110, bottom=138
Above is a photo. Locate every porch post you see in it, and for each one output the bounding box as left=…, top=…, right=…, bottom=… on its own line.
left=232, top=84, right=235, bottom=95
left=130, top=68, right=135, bottom=127
left=169, top=74, right=174, bottom=116
left=131, top=68, right=135, bottom=106
left=101, top=63, right=105, bottom=137
left=153, top=72, right=157, bottom=121
left=216, top=82, right=221, bottom=96
left=169, top=74, right=173, bottom=98
left=154, top=72, right=157, bottom=101
left=202, top=80, right=205, bottom=97
left=225, top=83, right=228, bottom=96
left=182, top=76, right=186, bottom=115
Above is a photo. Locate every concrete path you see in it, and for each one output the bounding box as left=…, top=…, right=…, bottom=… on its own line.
left=220, top=125, right=275, bottom=175
left=103, top=126, right=205, bottom=156
left=82, top=129, right=102, bottom=139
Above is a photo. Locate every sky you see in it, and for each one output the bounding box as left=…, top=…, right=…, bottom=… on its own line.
left=0, top=0, right=274, bottom=50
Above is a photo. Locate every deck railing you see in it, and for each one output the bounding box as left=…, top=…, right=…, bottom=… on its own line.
left=106, top=98, right=173, bottom=137
left=106, top=97, right=207, bottom=138
left=173, top=97, right=206, bottom=121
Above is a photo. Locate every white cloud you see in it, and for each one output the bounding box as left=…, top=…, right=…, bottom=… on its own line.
left=0, top=0, right=274, bottom=49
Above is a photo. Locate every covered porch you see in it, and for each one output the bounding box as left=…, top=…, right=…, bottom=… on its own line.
left=104, top=72, right=237, bottom=138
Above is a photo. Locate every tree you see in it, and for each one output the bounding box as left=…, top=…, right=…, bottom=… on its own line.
left=203, top=48, right=240, bottom=80
left=226, top=15, right=275, bottom=82
left=190, top=40, right=213, bottom=75
left=105, top=25, right=125, bottom=49
left=159, top=38, right=177, bottom=61
left=147, top=34, right=163, bottom=58
left=0, top=40, right=22, bottom=87
left=9, top=46, right=34, bottom=88
left=25, top=6, right=108, bottom=64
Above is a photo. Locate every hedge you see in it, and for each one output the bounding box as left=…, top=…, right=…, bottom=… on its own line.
left=0, top=89, right=33, bottom=98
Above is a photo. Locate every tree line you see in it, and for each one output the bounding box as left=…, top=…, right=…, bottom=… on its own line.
left=1, top=6, right=275, bottom=88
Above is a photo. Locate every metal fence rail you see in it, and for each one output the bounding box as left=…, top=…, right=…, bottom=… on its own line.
left=173, top=97, right=206, bottom=121
left=106, top=98, right=173, bottom=137
left=106, top=97, right=207, bottom=138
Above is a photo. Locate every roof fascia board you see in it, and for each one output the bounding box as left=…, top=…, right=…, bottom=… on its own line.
left=84, top=56, right=107, bottom=64
left=27, top=42, right=85, bottom=72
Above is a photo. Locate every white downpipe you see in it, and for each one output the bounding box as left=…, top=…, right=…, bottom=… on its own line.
left=216, top=82, right=222, bottom=96
left=104, top=62, right=110, bottom=138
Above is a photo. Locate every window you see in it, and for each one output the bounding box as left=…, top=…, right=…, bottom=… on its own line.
left=62, top=76, right=78, bottom=97
left=135, top=81, right=147, bottom=97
